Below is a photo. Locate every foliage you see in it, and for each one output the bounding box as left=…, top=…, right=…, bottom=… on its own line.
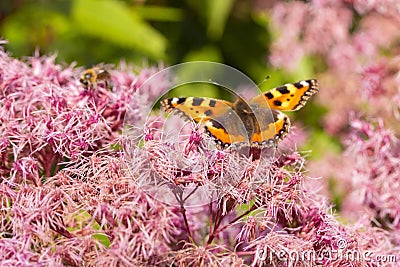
left=0, top=0, right=271, bottom=83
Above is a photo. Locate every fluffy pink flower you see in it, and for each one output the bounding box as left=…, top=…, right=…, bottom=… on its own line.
left=1, top=44, right=399, bottom=266
left=344, top=117, right=400, bottom=229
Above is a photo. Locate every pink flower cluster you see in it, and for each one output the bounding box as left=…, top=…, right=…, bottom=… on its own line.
left=0, top=48, right=165, bottom=182
left=344, top=116, right=400, bottom=230
left=1, top=38, right=399, bottom=266
left=266, top=1, right=400, bottom=264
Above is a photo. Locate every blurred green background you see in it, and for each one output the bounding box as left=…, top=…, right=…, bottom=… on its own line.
left=0, top=0, right=316, bottom=87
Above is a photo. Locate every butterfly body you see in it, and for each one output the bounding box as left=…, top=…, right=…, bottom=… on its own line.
left=161, top=79, right=318, bottom=149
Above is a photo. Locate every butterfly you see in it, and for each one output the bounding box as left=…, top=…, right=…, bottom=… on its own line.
left=160, top=79, right=318, bottom=149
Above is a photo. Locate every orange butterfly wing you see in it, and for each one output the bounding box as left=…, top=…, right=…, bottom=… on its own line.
left=161, top=97, right=248, bottom=147
left=250, top=79, right=318, bottom=111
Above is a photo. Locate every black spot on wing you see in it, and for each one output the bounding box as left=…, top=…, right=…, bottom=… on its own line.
left=277, top=86, right=290, bottom=94
left=293, top=82, right=304, bottom=89
left=211, top=119, right=224, bottom=130
left=192, top=98, right=204, bottom=106
left=176, top=98, right=186, bottom=105
left=209, top=99, right=216, bottom=107
left=265, top=92, right=274, bottom=99
left=204, top=110, right=213, bottom=116
left=273, top=100, right=282, bottom=106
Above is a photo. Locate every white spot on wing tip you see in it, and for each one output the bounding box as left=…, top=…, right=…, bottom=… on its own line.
left=204, top=121, right=213, bottom=127
left=276, top=112, right=285, bottom=120
left=301, top=80, right=308, bottom=86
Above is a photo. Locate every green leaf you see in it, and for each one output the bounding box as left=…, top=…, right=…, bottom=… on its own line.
left=206, top=0, right=235, bottom=40
left=134, top=5, right=183, bottom=22
left=183, top=45, right=222, bottom=62
left=1, top=6, right=71, bottom=57
left=72, top=0, right=167, bottom=59
left=93, top=233, right=111, bottom=247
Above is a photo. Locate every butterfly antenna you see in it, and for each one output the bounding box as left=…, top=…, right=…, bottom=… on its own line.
left=256, top=75, right=271, bottom=88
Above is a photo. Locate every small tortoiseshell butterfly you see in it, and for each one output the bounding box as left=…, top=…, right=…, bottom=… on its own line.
left=161, top=79, right=318, bottom=149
